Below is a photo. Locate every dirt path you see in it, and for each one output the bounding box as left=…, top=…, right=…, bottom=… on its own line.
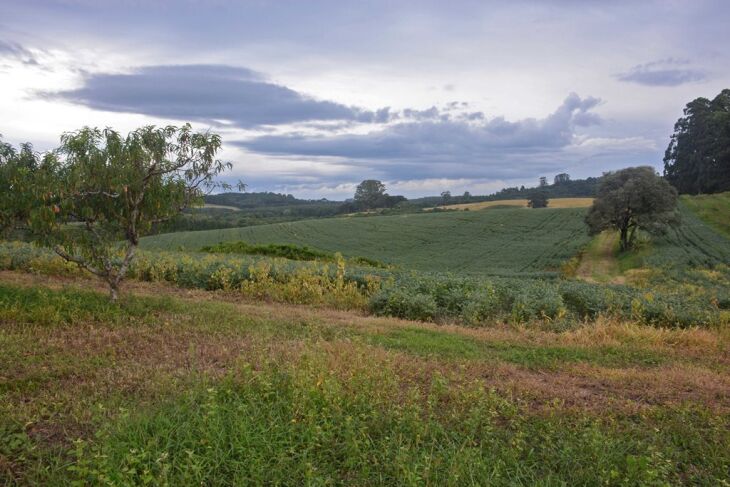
left=575, top=231, right=625, bottom=284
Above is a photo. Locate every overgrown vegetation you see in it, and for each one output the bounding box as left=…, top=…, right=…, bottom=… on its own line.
left=2, top=240, right=726, bottom=328
left=0, top=280, right=727, bottom=485
left=370, top=272, right=725, bottom=328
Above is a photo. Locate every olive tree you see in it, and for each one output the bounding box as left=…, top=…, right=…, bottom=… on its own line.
left=585, top=166, right=678, bottom=252
left=28, top=124, right=232, bottom=300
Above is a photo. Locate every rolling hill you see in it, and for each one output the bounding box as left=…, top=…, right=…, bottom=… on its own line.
left=143, top=193, right=730, bottom=278
left=142, top=207, right=592, bottom=276
left=680, top=191, right=730, bottom=239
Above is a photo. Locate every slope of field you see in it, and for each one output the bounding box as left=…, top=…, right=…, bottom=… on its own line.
left=142, top=208, right=592, bottom=276
left=647, top=202, right=730, bottom=268
left=681, top=191, right=730, bottom=239
left=430, top=197, right=594, bottom=211
left=575, top=231, right=624, bottom=284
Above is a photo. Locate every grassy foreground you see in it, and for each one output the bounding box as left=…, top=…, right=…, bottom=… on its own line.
left=1, top=271, right=729, bottom=485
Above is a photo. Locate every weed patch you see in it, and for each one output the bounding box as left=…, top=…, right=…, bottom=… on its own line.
left=63, top=358, right=729, bottom=486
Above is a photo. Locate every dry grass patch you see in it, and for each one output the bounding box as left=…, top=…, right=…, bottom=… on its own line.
left=429, top=197, right=594, bottom=211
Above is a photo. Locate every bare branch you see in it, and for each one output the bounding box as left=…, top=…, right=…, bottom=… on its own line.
left=53, top=245, right=105, bottom=277
left=77, top=190, right=121, bottom=198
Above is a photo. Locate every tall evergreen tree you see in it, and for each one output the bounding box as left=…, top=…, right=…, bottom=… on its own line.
left=664, top=89, right=730, bottom=194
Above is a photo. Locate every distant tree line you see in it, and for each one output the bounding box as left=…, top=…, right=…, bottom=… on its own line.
left=664, top=88, right=730, bottom=194
left=150, top=172, right=606, bottom=234
left=206, top=191, right=338, bottom=209
left=340, top=179, right=406, bottom=212
left=480, top=176, right=601, bottom=202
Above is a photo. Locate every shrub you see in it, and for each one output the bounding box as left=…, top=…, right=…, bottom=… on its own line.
left=0, top=241, right=723, bottom=328
left=369, top=288, right=439, bottom=321
left=202, top=241, right=331, bottom=261
left=200, top=240, right=389, bottom=268
left=510, top=282, right=566, bottom=323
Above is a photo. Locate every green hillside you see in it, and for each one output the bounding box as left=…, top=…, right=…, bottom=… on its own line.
left=680, top=191, right=730, bottom=239
left=143, top=200, right=730, bottom=277
left=647, top=201, right=730, bottom=268
left=142, top=207, right=591, bottom=276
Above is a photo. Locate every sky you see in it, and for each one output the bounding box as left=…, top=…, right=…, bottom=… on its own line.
left=1, top=0, right=728, bottom=199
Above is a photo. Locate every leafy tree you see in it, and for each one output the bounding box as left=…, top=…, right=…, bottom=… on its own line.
left=0, top=135, right=21, bottom=234
left=462, top=191, right=472, bottom=202
left=586, top=167, right=678, bottom=252
left=440, top=190, right=452, bottom=205
left=27, top=124, right=232, bottom=300
left=527, top=192, right=548, bottom=208
left=554, top=173, right=570, bottom=185
left=383, top=195, right=406, bottom=208
left=354, top=180, right=387, bottom=209
left=0, top=137, right=56, bottom=236
left=664, top=88, right=730, bottom=194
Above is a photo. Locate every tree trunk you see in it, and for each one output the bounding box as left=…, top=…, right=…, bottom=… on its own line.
left=619, top=226, right=629, bottom=252
left=108, top=281, right=119, bottom=302
left=628, top=226, right=637, bottom=247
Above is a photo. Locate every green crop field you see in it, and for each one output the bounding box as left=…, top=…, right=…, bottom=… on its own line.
left=646, top=202, right=730, bottom=268
left=680, top=191, right=730, bottom=239
left=143, top=200, right=730, bottom=277
left=142, top=207, right=592, bottom=276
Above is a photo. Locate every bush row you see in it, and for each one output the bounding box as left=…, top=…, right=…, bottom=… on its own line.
left=200, top=240, right=390, bottom=268
left=0, top=242, right=722, bottom=328
left=0, top=241, right=383, bottom=309
left=369, top=274, right=723, bottom=328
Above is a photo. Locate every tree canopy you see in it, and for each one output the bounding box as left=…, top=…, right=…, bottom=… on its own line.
left=0, top=137, right=57, bottom=237
left=554, top=173, right=570, bottom=185
left=353, top=180, right=387, bottom=209
left=664, top=88, right=730, bottom=194
left=20, top=124, right=231, bottom=299
left=586, top=166, right=678, bottom=251
left=527, top=192, right=548, bottom=208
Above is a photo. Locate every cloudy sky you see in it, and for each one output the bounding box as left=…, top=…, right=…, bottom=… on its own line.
left=1, top=0, right=728, bottom=199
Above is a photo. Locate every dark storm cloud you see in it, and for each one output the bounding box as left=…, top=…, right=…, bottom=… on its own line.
left=238, top=93, right=602, bottom=173
left=616, top=59, right=707, bottom=86
left=50, top=64, right=393, bottom=127
left=0, top=40, right=39, bottom=65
